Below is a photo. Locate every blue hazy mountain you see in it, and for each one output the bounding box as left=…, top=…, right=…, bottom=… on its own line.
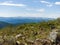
left=0, top=21, right=12, bottom=28
left=0, top=17, right=53, bottom=24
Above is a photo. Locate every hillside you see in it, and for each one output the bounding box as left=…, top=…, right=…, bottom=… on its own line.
left=0, top=21, right=12, bottom=28
left=0, top=18, right=60, bottom=45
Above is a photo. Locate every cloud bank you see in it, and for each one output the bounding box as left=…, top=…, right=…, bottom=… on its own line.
left=40, top=1, right=53, bottom=7
left=55, top=2, right=60, bottom=5
left=0, top=1, right=26, bottom=7
left=40, top=1, right=60, bottom=7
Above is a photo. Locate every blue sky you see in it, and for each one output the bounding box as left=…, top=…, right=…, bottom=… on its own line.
left=0, top=0, right=60, bottom=18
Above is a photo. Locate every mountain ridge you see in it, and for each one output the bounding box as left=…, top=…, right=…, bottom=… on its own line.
left=0, top=17, right=54, bottom=24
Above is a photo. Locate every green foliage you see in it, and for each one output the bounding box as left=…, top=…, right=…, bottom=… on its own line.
left=0, top=18, right=60, bottom=45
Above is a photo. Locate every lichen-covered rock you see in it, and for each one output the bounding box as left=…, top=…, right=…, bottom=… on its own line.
left=0, top=38, right=4, bottom=45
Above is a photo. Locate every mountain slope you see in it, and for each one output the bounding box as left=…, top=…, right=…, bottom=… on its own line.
left=0, top=21, right=12, bottom=28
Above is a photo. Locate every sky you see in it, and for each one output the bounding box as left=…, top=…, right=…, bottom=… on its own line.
left=0, top=0, right=60, bottom=18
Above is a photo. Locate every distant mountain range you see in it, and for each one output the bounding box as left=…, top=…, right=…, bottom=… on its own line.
left=0, top=17, right=54, bottom=28
left=0, top=17, right=53, bottom=24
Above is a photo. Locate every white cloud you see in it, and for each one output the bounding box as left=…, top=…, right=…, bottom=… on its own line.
left=40, top=1, right=50, bottom=4
left=0, top=12, right=44, bottom=17
left=43, top=13, right=60, bottom=18
left=26, top=8, right=34, bottom=11
left=0, top=12, right=60, bottom=18
left=47, top=4, right=53, bottom=7
left=40, top=1, right=53, bottom=7
left=21, top=13, right=44, bottom=17
left=26, top=8, right=45, bottom=13
left=40, top=1, right=60, bottom=6
left=55, top=2, right=60, bottom=5
left=36, top=9, right=45, bottom=12
left=0, top=1, right=26, bottom=7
